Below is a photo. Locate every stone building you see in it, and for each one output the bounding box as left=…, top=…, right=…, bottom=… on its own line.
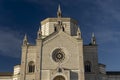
left=0, top=5, right=120, bottom=80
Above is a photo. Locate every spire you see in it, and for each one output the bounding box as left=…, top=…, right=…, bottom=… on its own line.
left=38, top=26, right=41, bottom=31
left=24, top=34, right=27, bottom=42
left=77, top=27, right=81, bottom=39
left=57, top=4, right=62, bottom=18
left=92, top=32, right=95, bottom=38
left=91, top=32, right=96, bottom=45
left=23, top=34, right=28, bottom=46
left=37, top=26, right=42, bottom=39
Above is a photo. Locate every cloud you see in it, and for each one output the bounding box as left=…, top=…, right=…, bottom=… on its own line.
left=96, top=30, right=120, bottom=71
left=0, top=27, right=22, bottom=58
left=81, top=0, right=120, bottom=44
left=96, top=30, right=120, bottom=44
left=96, top=0, right=120, bottom=22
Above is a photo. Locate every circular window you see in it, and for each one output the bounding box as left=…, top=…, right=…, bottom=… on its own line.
left=53, top=75, right=65, bottom=80
left=52, top=49, right=65, bottom=63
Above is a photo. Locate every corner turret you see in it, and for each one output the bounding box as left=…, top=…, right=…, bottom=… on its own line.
left=37, top=27, right=42, bottom=39
left=90, top=32, right=96, bottom=45
left=23, top=34, right=29, bottom=46
left=77, top=27, right=81, bottom=39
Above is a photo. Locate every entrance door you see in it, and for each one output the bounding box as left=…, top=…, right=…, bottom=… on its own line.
left=53, top=75, right=65, bottom=80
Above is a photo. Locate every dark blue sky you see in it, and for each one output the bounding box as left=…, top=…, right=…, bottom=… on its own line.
left=0, top=0, right=120, bottom=72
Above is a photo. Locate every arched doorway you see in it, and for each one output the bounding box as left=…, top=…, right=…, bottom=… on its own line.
left=53, top=75, right=65, bottom=80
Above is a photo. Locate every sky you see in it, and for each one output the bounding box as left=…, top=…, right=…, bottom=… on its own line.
left=0, top=0, right=120, bottom=72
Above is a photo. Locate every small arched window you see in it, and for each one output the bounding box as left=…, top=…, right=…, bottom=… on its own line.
left=62, top=27, right=65, bottom=31
left=28, top=61, right=35, bottom=73
left=85, top=61, right=91, bottom=72
left=54, top=26, right=57, bottom=32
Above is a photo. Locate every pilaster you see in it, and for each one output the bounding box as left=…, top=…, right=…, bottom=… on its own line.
left=20, top=45, right=29, bottom=80
left=35, top=39, right=43, bottom=80
left=77, top=39, right=85, bottom=80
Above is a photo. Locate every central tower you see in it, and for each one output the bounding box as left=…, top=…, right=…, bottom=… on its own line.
left=20, top=5, right=85, bottom=80
left=41, top=5, right=79, bottom=38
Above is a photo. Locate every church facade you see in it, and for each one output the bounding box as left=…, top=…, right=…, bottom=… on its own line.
left=0, top=6, right=120, bottom=80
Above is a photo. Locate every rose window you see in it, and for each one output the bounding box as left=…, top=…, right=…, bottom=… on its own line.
left=52, top=49, right=65, bottom=63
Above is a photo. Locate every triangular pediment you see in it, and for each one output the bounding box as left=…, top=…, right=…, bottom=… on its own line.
left=43, top=30, right=82, bottom=45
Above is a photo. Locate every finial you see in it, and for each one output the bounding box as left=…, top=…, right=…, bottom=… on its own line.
left=37, top=26, right=42, bottom=39
left=77, top=27, right=81, bottom=39
left=57, top=4, right=62, bottom=18
left=23, top=34, right=28, bottom=46
left=91, top=32, right=96, bottom=45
